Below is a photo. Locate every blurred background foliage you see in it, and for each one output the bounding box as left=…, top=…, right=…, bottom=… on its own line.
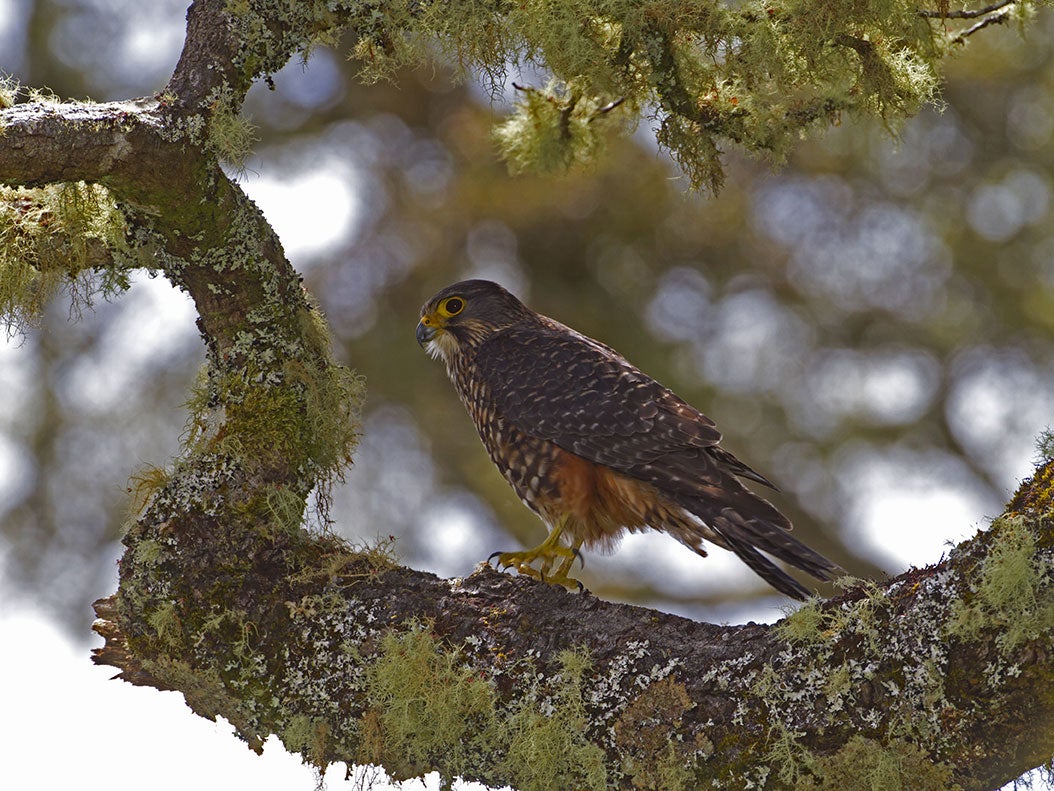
left=2, top=0, right=1053, bottom=630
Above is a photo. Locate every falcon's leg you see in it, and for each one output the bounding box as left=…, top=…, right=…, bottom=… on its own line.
left=490, top=517, right=582, bottom=589
left=552, top=537, right=584, bottom=579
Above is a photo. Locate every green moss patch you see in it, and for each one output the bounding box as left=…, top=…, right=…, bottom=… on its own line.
left=0, top=182, right=131, bottom=332
left=949, top=515, right=1054, bottom=652
left=358, top=627, right=606, bottom=790
left=799, top=736, right=960, bottom=791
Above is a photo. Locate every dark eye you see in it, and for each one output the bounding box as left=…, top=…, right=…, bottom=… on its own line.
left=443, top=297, right=464, bottom=315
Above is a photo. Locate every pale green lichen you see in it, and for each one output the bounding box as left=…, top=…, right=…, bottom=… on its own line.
left=365, top=626, right=500, bottom=782
left=26, top=85, right=63, bottom=105
left=797, top=736, right=961, bottom=791
left=948, top=515, right=1054, bottom=652
left=125, top=465, right=171, bottom=526
left=776, top=596, right=829, bottom=645
left=1036, top=429, right=1054, bottom=463
left=359, top=627, right=606, bottom=790
left=280, top=714, right=332, bottom=769
left=335, top=0, right=983, bottom=189
left=208, top=97, right=258, bottom=171
left=751, top=506, right=1054, bottom=788
left=777, top=577, right=886, bottom=649
left=0, top=182, right=131, bottom=332
left=504, top=648, right=607, bottom=791
left=132, top=538, right=165, bottom=567
left=0, top=73, right=19, bottom=109
left=493, top=80, right=632, bottom=178
left=147, top=601, right=183, bottom=646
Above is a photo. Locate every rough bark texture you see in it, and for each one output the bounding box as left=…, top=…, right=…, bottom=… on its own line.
left=90, top=463, right=1054, bottom=790
left=1, top=1, right=1052, bottom=789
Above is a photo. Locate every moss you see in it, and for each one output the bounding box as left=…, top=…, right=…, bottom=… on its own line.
left=1037, top=429, right=1054, bottom=463
left=281, top=714, right=332, bottom=769
left=208, top=97, right=258, bottom=171
left=183, top=352, right=364, bottom=505
left=0, top=73, right=19, bottom=109
left=363, top=625, right=499, bottom=783
left=948, top=515, right=1054, bottom=652
left=798, top=736, right=960, bottom=791
left=504, top=648, right=608, bottom=791
left=0, top=183, right=131, bottom=332
left=493, top=80, right=632, bottom=178
left=614, top=676, right=702, bottom=790
left=147, top=601, right=184, bottom=646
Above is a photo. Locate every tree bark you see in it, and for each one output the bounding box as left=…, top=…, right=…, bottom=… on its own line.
left=0, top=1, right=1050, bottom=789
left=91, top=461, right=1054, bottom=790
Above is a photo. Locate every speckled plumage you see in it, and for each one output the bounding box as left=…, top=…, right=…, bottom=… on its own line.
left=417, top=279, right=839, bottom=599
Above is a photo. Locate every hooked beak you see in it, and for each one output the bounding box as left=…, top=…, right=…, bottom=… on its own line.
left=416, top=320, right=437, bottom=348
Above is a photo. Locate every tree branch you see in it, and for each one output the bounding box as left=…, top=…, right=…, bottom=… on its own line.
left=0, top=100, right=171, bottom=190
left=92, top=460, right=1054, bottom=789
left=919, top=0, right=1016, bottom=19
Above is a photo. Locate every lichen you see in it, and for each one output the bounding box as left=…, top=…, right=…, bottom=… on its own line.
left=207, top=90, right=258, bottom=171
left=281, top=714, right=333, bottom=769
left=0, top=182, right=131, bottom=332
left=613, top=676, right=703, bottom=790
left=0, top=73, right=19, bottom=109
left=1037, top=429, right=1054, bottom=464
left=492, top=80, right=632, bottom=178
left=147, top=600, right=183, bottom=645
left=504, top=648, right=608, bottom=791
left=125, top=465, right=171, bottom=526
left=797, top=736, right=960, bottom=791
left=362, top=625, right=499, bottom=783
left=144, top=655, right=267, bottom=753
left=354, top=627, right=608, bottom=790
left=948, top=515, right=1054, bottom=653
left=331, top=0, right=986, bottom=189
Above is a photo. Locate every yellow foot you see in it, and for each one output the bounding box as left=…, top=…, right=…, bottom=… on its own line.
left=488, top=545, right=584, bottom=590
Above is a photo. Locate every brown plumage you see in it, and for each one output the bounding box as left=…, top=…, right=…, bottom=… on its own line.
left=416, top=279, right=839, bottom=600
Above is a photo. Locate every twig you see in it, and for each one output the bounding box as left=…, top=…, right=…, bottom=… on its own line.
left=919, top=0, right=1015, bottom=18
left=952, top=10, right=1012, bottom=42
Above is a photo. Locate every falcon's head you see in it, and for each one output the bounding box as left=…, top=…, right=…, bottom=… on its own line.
left=417, top=279, right=533, bottom=362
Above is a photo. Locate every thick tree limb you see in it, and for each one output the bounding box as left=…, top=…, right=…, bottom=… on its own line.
left=91, top=462, right=1054, bottom=790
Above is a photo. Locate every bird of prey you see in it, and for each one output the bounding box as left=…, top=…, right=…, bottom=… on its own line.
left=416, top=279, right=839, bottom=599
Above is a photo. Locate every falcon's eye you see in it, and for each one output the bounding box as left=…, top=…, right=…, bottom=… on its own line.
left=440, top=297, right=465, bottom=316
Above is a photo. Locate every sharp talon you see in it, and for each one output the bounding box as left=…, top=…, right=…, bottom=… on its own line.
left=572, top=547, right=584, bottom=570
left=576, top=580, right=585, bottom=593
left=487, top=551, right=503, bottom=566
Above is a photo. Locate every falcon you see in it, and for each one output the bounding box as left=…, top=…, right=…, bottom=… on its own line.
left=416, top=279, right=839, bottom=599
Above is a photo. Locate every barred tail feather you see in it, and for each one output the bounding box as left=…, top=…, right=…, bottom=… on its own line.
left=675, top=485, right=841, bottom=600
left=725, top=539, right=814, bottom=601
